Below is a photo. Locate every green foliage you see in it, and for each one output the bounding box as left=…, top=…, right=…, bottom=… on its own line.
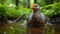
left=37, top=0, right=46, bottom=6
left=0, top=4, right=7, bottom=16
left=0, top=0, right=7, bottom=4
left=0, top=4, right=31, bottom=18
left=41, top=2, right=60, bottom=18
left=6, top=8, right=31, bottom=18
left=0, top=2, right=60, bottom=19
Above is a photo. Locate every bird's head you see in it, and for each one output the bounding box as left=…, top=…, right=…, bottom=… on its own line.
left=31, top=4, right=40, bottom=12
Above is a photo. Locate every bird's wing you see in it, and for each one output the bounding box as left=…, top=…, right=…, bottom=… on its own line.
left=27, top=13, right=33, bottom=22
left=35, top=13, right=47, bottom=24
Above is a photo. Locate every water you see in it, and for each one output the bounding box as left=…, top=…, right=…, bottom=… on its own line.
left=0, top=22, right=60, bottom=34
left=46, top=25, right=60, bottom=34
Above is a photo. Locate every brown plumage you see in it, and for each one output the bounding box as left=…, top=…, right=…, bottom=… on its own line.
left=27, top=4, right=47, bottom=34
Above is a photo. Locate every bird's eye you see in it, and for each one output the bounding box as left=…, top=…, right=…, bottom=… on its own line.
left=35, top=5, right=37, bottom=7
